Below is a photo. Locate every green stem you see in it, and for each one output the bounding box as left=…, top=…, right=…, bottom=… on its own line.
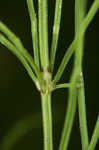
left=59, top=65, right=80, bottom=150
left=75, top=0, right=89, bottom=149
left=0, top=22, right=43, bottom=84
left=41, top=93, right=53, bottom=150
left=26, top=0, right=40, bottom=68
left=59, top=84, right=77, bottom=150
left=88, top=116, right=99, bottom=150
left=53, top=83, right=71, bottom=91
left=38, top=0, right=49, bottom=70
left=53, top=0, right=99, bottom=83
left=58, top=0, right=90, bottom=149
left=78, top=75, right=89, bottom=150
left=75, top=38, right=89, bottom=150
left=50, top=0, right=63, bottom=72
left=0, top=34, right=37, bottom=83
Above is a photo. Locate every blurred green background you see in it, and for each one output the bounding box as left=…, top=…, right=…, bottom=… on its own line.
left=0, top=0, right=99, bottom=149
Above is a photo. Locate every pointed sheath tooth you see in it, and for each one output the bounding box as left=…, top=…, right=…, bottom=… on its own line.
left=35, top=80, right=41, bottom=91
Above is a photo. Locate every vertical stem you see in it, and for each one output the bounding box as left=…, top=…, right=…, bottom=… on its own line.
left=78, top=74, right=89, bottom=150
left=38, top=0, right=49, bottom=70
left=53, top=0, right=99, bottom=84
left=38, top=0, right=43, bottom=68
left=41, top=93, right=53, bottom=150
left=26, top=0, right=40, bottom=68
left=59, top=59, right=82, bottom=150
left=58, top=77, right=77, bottom=150
left=75, top=0, right=89, bottom=149
left=50, top=0, right=63, bottom=72
left=38, top=0, right=52, bottom=149
left=31, top=20, right=39, bottom=68
left=42, top=0, right=49, bottom=69
left=59, top=0, right=89, bottom=149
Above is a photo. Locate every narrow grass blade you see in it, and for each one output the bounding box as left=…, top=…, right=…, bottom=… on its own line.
left=0, top=113, right=41, bottom=150
left=38, top=0, right=49, bottom=70
left=88, top=116, right=99, bottom=150
left=53, top=0, right=99, bottom=83
left=26, top=0, right=39, bottom=68
left=50, top=0, right=63, bottom=72
left=0, top=34, right=37, bottom=83
left=0, top=22, right=43, bottom=84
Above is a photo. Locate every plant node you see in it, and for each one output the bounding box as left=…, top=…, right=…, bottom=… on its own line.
left=38, top=69, right=54, bottom=94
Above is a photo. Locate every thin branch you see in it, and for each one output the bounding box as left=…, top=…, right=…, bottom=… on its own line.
left=38, top=0, right=49, bottom=70
left=88, top=116, right=99, bottom=150
left=53, top=0, right=99, bottom=83
left=0, top=34, right=37, bottom=83
left=59, top=68, right=78, bottom=150
left=26, top=0, right=40, bottom=68
left=50, top=0, right=63, bottom=72
left=0, top=22, right=43, bottom=84
left=53, top=83, right=71, bottom=91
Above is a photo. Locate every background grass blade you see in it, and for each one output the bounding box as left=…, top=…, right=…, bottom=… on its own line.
left=0, top=34, right=37, bottom=83
left=50, top=0, right=63, bottom=72
left=26, top=0, right=39, bottom=68
left=53, top=0, right=99, bottom=83
left=0, top=113, right=41, bottom=150
left=0, top=105, right=67, bottom=150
